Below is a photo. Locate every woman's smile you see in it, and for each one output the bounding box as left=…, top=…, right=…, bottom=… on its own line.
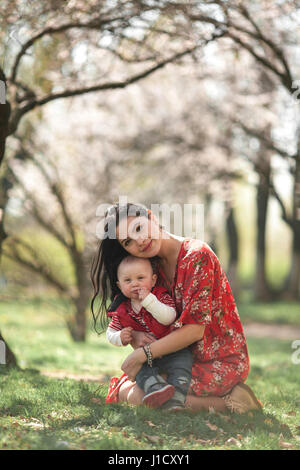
left=142, top=240, right=152, bottom=252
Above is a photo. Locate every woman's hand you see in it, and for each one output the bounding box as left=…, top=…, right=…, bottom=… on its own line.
left=130, top=330, right=156, bottom=350
left=121, top=347, right=146, bottom=382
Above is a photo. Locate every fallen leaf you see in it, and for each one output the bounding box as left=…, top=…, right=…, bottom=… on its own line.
left=195, top=438, right=211, bottom=445
left=279, top=441, right=294, bottom=449
left=205, top=421, right=218, bottom=431
left=146, top=421, right=157, bottom=427
left=143, top=434, right=162, bottom=444
left=90, top=398, right=101, bottom=404
left=226, top=437, right=242, bottom=448
left=22, top=421, right=44, bottom=429
left=264, top=418, right=273, bottom=426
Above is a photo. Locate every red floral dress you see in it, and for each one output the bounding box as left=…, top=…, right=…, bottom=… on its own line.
left=106, top=239, right=250, bottom=402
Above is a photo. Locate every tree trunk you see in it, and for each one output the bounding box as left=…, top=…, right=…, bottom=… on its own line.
left=66, top=251, right=90, bottom=342
left=0, top=70, right=18, bottom=367
left=0, top=68, right=11, bottom=256
left=204, top=193, right=218, bottom=255
left=0, top=331, right=18, bottom=367
left=225, top=205, right=240, bottom=299
left=254, top=174, right=272, bottom=300
left=254, top=142, right=273, bottom=301
left=285, top=152, right=300, bottom=299
left=72, top=297, right=88, bottom=342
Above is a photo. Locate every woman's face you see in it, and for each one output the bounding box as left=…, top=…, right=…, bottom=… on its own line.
left=116, top=214, right=163, bottom=258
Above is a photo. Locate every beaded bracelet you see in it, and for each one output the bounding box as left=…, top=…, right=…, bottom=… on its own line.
left=142, top=344, right=153, bottom=367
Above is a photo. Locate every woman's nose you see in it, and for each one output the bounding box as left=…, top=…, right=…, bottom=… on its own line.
left=136, top=236, right=145, bottom=246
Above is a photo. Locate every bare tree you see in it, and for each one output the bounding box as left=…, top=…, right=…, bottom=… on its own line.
left=0, top=0, right=225, bottom=361
left=176, top=0, right=300, bottom=298
left=1, top=0, right=223, bottom=251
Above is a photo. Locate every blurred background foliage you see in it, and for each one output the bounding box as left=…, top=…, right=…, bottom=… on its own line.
left=0, top=1, right=299, bottom=365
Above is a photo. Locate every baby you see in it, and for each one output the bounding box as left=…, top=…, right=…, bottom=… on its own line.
left=106, top=255, right=193, bottom=410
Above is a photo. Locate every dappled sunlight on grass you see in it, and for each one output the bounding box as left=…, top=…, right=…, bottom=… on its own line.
left=0, top=298, right=300, bottom=449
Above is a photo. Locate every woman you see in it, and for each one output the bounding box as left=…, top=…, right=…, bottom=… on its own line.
left=91, top=202, right=262, bottom=413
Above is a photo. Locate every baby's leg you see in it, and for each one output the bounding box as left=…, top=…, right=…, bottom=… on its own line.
left=158, top=349, right=193, bottom=408
left=163, top=349, right=193, bottom=394
left=119, top=380, right=144, bottom=405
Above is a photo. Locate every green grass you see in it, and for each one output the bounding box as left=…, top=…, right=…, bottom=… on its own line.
left=0, top=297, right=131, bottom=374
left=0, top=297, right=300, bottom=450
left=238, top=297, right=300, bottom=326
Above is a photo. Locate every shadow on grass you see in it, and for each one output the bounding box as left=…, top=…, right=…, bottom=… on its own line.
left=0, top=366, right=294, bottom=450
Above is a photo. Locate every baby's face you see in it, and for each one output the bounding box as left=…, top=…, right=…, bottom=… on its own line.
left=117, top=258, right=157, bottom=300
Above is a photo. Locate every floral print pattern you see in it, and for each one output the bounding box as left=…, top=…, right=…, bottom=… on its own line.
left=157, top=239, right=249, bottom=397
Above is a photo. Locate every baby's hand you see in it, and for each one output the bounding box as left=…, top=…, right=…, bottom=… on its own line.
left=138, top=287, right=150, bottom=301
left=120, top=327, right=133, bottom=346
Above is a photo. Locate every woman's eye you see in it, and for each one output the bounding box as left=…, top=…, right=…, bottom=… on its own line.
left=136, top=224, right=142, bottom=232
left=124, top=240, right=131, bottom=246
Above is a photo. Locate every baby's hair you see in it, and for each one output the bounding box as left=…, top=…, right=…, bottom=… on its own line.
left=106, top=255, right=157, bottom=315
left=90, top=202, right=160, bottom=333
left=117, top=255, right=156, bottom=276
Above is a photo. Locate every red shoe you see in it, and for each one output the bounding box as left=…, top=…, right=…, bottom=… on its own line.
left=142, top=384, right=175, bottom=409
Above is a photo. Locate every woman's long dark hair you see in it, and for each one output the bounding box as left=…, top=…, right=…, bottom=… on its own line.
left=90, top=202, right=150, bottom=333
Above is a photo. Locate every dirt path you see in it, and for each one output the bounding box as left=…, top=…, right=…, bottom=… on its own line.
left=40, top=370, right=109, bottom=382
left=244, top=322, right=300, bottom=340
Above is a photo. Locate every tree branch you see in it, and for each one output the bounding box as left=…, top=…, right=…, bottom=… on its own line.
left=9, top=15, right=130, bottom=83
left=3, top=237, right=70, bottom=294
left=8, top=165, right=71, bottom=249
left=8, top=31, right=226, bottom=135
left=234, top=120, right=295, bottom=161
left=21, top=149, right=78, bottom=252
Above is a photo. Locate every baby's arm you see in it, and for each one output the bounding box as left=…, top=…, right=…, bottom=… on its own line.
left=106, top=313, right=133, bottom=346
left=139, top=288, right=176, bottom=325
left=106, top=326, right=123, bottom=346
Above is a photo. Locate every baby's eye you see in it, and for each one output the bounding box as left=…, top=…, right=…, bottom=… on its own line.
left=136, top=224, right=142, bottom=232
left=138, top=276, right=144, bottom=280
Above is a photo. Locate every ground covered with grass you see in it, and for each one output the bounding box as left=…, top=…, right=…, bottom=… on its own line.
left=0, top=297, right=300, bottom=450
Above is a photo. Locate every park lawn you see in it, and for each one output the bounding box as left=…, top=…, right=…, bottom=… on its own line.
left=0, top=298, right=300, bottom=450
left=238, top=298, right=300, bottom=326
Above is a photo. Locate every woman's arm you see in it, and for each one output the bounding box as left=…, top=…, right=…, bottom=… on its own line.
left=152, top=323, right=204, bottom=357
left=121, top=324, right=204, bottom=381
